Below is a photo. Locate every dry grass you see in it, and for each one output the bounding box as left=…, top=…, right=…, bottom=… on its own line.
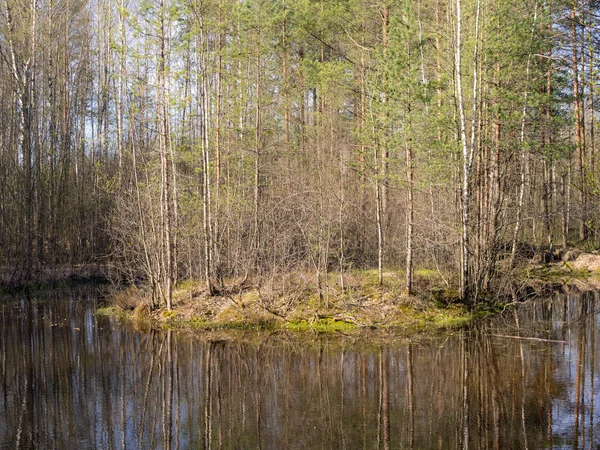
left=104, top=267, right=468, bottom=334
left=110, top=285, right=146, bottom=310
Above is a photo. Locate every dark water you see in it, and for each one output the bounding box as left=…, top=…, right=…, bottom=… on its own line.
left=1, top=290, right=600, bottom=449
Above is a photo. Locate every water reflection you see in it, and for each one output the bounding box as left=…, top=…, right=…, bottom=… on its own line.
left=2, top=290, right=600, bottom=449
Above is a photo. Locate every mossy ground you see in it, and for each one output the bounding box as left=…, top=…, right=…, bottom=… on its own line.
left=100, top=267, right=474, bottom=335
left=97, top=305, right=130, bottom=319
left=515, top=264, right=589, bottom=284
left=100, top=260, right=596, bottom=336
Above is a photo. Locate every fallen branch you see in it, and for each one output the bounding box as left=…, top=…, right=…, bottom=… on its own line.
left=490, top=334, right=566, bottom=344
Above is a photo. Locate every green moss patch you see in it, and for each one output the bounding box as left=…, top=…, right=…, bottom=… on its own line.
left=285, top=318, right=357, bottom=333
left=390, top=304, right=472, bottom=332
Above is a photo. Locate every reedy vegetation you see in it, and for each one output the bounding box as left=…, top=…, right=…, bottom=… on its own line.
left=0, top=0, right=597, bottom=307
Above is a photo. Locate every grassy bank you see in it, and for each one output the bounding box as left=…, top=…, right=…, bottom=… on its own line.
left=97, top=255, right=600, bottom=336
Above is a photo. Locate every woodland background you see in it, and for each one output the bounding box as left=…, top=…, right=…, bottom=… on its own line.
left=0, top=0, right=597, bottom=306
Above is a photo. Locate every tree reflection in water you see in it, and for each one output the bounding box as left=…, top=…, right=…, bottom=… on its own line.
left=1, top=290, right=600, bottom=449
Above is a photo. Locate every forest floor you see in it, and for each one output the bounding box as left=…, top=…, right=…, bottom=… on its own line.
left=98, top=250, right=600, bottom=336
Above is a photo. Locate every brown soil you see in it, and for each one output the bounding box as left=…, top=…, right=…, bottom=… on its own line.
left=570, top=253, right=600, bottom=271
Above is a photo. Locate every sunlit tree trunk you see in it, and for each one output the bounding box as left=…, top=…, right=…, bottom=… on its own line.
left=116, top=0, right=125, bottom=180
left=510, top=5, right=538, bottom=268
left=254, top=50, right=261, bottom=273
left=158, top=0, right=173, bottom=310
left=4, top=0, right=37, bottom=278
left=572, top=2, right=586, bottom=241
left=455, top=0, right=480, bottom=301
left=199, top=27, right=214, bottom=296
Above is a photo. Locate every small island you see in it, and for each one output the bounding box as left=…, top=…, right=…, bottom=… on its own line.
left=2, top=0, right=600, bottom=447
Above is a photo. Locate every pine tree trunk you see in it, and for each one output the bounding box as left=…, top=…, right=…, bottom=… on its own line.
left=572, top=4, right=586, bottom=241
left=405, top=140, right=414, bottom=295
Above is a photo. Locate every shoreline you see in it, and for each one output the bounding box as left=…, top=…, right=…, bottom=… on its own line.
left=0, top=264, right=109, bottom=294
left=97, top=256, right=600, bottom=336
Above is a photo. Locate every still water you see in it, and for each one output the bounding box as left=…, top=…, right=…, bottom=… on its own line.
left=1, top=289, right=599, bottom=449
